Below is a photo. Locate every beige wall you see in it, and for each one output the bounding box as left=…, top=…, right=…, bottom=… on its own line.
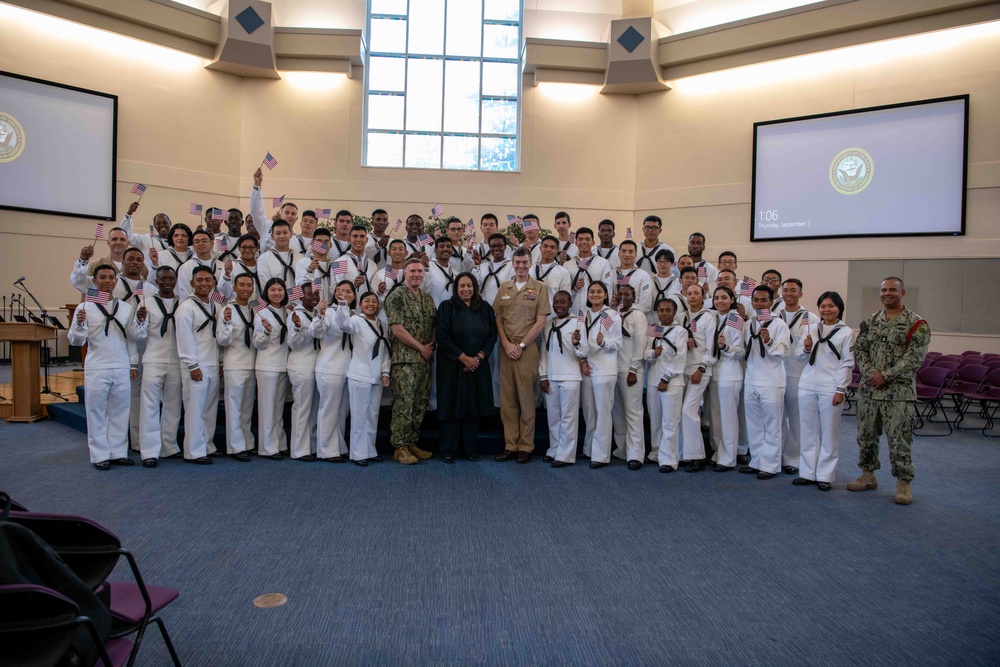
left=0, top=6, right=997, bottom=353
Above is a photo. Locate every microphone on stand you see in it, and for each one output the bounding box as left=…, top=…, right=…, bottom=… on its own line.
left=14, top=276, right=25, bottom=285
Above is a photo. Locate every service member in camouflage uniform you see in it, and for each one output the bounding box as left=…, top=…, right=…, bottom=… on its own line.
left=848, top=277, right=930, bottom=505
left=385, top=257, right=437, bottom=464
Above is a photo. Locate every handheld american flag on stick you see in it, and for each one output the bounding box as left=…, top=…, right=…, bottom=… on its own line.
left=689, top=318, right=697, bottom=334
left=725, top=312, right=744, bottom=331
left=697, top=265, right=707, bottom=282
left=743, top=275, right=757, bottom=287
left=93, top=223, right=105, bottom=240
left=464, top=219, right=475, bottom=236
left=315, top=208, right=332, bottom=219
left=385, top=266, right=399, bottom=282
left=332, top=258, right=349, bottom=276
left=625, top=228, right=632, bottom=239
left=391, top=218, right=403, bottom=234
left=507, top=214, right=521, bottom=226
left=272, top=195, right=285, bottom=209
left=599, top=310, right=614, bottom=331
left=417, top=234, right=434, bottom=247
left=215, top=235, right=230, bottom=252
left=616, top=274, right=630, bottom=288
left=287, top=285, right=304, bottom=302
left=148, top=225, right=157, bottom=239
left=210, top=290, right=227, bottom=305
left=311, top=277, right=323, bottom=292
left=739, top=282, right=754, bottom=297
left=311, top=238, right=328, bottom=255
left=755, top=309, right=772, bottom=323
left=430, top=204, right=444, bottom=218
left=569, top=232, right=577, bottom=243
left=189, top=203, right=203, bottom=216
left=647, top=324, right=664, bottom=339
left=252, top=298, right=268, bottom=313
left=130, top=183, right=147, bottom=198
left=211, top=208, right=225, bottom=222
left=86, top=288, right=111, bottom=304
left=522, top=218, right=538, bottom=232
left=262, top=152, right=278, bottom=170
left=576, top=310, right=585, bottom=327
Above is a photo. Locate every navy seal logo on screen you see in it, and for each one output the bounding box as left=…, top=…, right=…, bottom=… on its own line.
left=829, top=148, right=873, bottom=195
left=0, top=112, right=25, bottom=163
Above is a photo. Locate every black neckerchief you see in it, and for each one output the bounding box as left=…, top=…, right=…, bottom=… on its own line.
left=534, top=263, right=556, bottom=282
left=153, top=296, right=177, bottom=337
left=620, top=309, right=637, bottom=338
left=238, top=263, right=263, bottom=295
left=745, top=320, right=773, bottom=360
left=585, top=308, right=605, bottom=337
left=95, top=301, right=125, bottom=338
left=809, top=323, right=844, bottom=365
left=784, top=309, right=806, bottom=340
left=330, top=237, right=350, bottom=258
left=192, top=299, right=217, bottom=333
left=547, top=317, right=573, bottom=353
left=266, top=306, right=288, bottom=345
left=168, top=248, right=190, bottom=266
left=119, top=276, right=141, bottom=304
left=653, top=276, right=675, bottom=305
left=295, top=236, right=308, bottom=255
left=232, top=303, right=254, bottom=348
left=269, top=250, right=295, bottom=285
left=573, top=257, right=595, bottom=292
left=689, top=310, right=710, bottom=348
left=297, top=310, right=321, bottom=350
left=384, top=271, right=405, bottom=300
left=637, top=243, right=660, bottom=272
left=363, top=318, right=388, bottom=360
left=597, top=245, right=616, bottom=259
left=485, top=260, right=509, bottom=290
left=771, top=298, right=784, bottom=313
left=370, top=234, right=387, bottom=265
left=433, top=262, right=454, bottom=291
left=674, top=295, right=689, bottom=313
left=655, top=325, right=678, bottom=353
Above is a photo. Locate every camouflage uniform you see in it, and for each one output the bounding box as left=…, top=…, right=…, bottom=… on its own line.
left=385, top=286, right=437, bottom=448
left=854, top=308, right=930, bottom=481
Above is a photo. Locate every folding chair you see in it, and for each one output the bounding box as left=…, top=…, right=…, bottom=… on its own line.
left=966, top=369, right=1000, bottom=437
left=943, top=365, right=989, bottom=429
left=0, top=583, right=133, bottom=667
left=6, top=511, right=182, bottom=667
left=914, top=365, right=953, bottom=436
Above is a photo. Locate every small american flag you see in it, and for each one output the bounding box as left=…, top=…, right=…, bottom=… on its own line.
left=417, top=234, right=434, bottom=247
left=569, top=232, right=577, bottom=243
left=507, top=214, right=521, bottom=226
left=210, top=290, right=227, bottom=305
left=577, top=310, right=585, bottom=325
left=799, top=312, right=810, bottom=329
left=86, top=288, right=111, bottom=304
left=272, top=195, right=285, bottom=209
left=148, top=225, right=156, bottom=237
left=130, top=183, right=147, bottom=196
left=94, top=223, right=105, bottom=239
left=311, top=238, right=328, bottom=254
left=578, top=256, right=591, bottom=270
left=355, top=256, right=366, bottom=272
left=430, top=204, right=444, bottom=218
left=332, top=258, right=349, bottom=276
left=287, top=285, right=304, bottom=301
left=392, top=218, right=403, bottom=233
left=697, top=265, right=707, bottom=281
left=315, top=208, right=332, bottom=218
left=215, top=235, right=230, bottom=252
left=743, top=275, right=757, bottom=287
left=133, top=285, right=143, bottom=299
left=625, top=228, right=632, bottom=239
left=726, top=312, right=744, bottom=331
left=385, top=266, right=399, bottom=282
left=465, top=219, right=475, bottom=235
left=522, top=218, right=538, bottom=232
left=647, top=324, right=664, bottom=339
left=616, top=274, right=630, bottom=288
left=739, top=282, right=754, bottom=297
left=263, top=152, right=278, bottom=170
left=756, top=309, right=772, bottom=323
left=211, top=208, right=224, bottom=222
left=189, top=203, right=203, bottom=215
left=311, top=277, right=323, bottom=292
left=599, top=310, right=614, bottom=330
left=690, top=318, right=698, bottom=334
left=252, top=298, right=268, bottom=313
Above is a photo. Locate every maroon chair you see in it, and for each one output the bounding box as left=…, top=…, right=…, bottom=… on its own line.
left=934, top=354, right=962, bottom=366
left=966, top=369, right=1000, bottom=437
left=943, top=364, right=990, bottom=428
left=982, top=353, right=1000, bottom=361
left=6, top=512, right=182, bottom=667
left=960, top=350, right=982, bottom=357
left=925, top=351, right=942, bottom=361
left=958, top=356, right=984, bottom=368
left=914, top=366, right=953, bottom=436
left=984, top=360, right=1000, bottom=372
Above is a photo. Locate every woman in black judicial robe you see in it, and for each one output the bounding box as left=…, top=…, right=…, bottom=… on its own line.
left=435, top=272, right=498, bottom=463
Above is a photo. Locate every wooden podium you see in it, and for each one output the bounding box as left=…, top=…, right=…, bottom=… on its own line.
left=0, top=323, right=57, bottom=423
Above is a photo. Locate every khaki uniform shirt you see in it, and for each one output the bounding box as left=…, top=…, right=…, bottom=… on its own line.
left=385, top=286, right=436, bottom=364
left=854, top=307, right=930, bottom=402
left=493, top=277, right=551, bottom=343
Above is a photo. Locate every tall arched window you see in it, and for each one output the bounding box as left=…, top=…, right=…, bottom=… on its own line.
left=364, top=0, right=522, bottom=171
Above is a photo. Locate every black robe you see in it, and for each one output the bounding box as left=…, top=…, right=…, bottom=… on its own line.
left=435, top=299, right=498, bottom=421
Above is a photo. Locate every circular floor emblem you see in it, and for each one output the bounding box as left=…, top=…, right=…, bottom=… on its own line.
left=253, top=593, right=288, bottom=608
left=0, top=112, right=25, bottom=163
left=829, top=147, right=873, bottom=195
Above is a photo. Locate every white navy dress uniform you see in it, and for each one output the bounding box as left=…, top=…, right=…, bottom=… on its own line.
left=533, top=262, right=572, bottom=313
left=475, top=240, right=514, bottom=263
left=422, top=260, right=456, bottom=308
left=332, top=305, right=392, bottom=462
left=580, top=307, right=623, bottom=464
left=795, top=320, right=854, bottom=483
left=616, top=268, right=653, bottom=314
left=286, top=307, right=321, bottom=459
left=647, top=276, right=682, bottom=324
left=156, top=248, right=194, bottom=273
left=708, top=311, right=746, bottom=468
left=293, top=256, right=333, bottom=303
left=176, top=257, right=233, bottom=301
left=595, top=244, right=620, bottom=271
left=68, top=297, right=146, bottom=464
left=365, top=232, right=390, bottom=270
left=742, top=314, right=791, bottom=475
left=175, top=295, right=221, bottom=460
left=449, top=246, right=474, bottom=274
left=257, top=248, right=300, bottom=290
left=140, top=293, right=182, bottom=460
left=539, top=315, right=588, bottom=464
left=563, top=254, right=613, bottom=316
left=340, top=252, right=379, bottom=296
left=644, top=324, right=688, bottom=468
left=234, top=262, right=263, bottom=303
left=611, top=308, right=648, bottom=463
left=253, top=305, right=291, bottom=456
left=554, top=238, right=578, bottom=264
left=118, top=212, right=170, bottom=262
left=680, top=308, right=718, bottom=462
left=312, top=305, right=353, bottom=459
left=780, top=306, right=816, bottom=470
left=216, top=301, right=257, bottom=455
left=635, top=242, right=677, bottom=277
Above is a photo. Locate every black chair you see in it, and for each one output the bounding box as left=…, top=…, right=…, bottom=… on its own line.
left=6, top=511, right=182, bottom=667
left=0, top=583, right=133, bottom=666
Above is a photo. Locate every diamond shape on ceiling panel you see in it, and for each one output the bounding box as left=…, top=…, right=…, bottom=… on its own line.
left=617, top=26, right=644, bottom=54
left=235, top=6, right=265, bottom=35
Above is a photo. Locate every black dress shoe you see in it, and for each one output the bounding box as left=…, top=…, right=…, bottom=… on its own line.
left=543, top=456, right=555, bottom=463
left=627, top=460, right=642, bottom=471
left=817, top=482, right=832, bottom=492
left=323, top=455, right=347, bottom=463
left=792, top=477, right=816, bottom=486
left=111, top=458, right=135, bottom=467
left=463, top=454, right=480, bottom=462
left=685, top=460, right=706, bottom=473
left=190, top=456, right=213, bottom=465
left=163, top=453, right=182, bottom=459
left=266, top=453, right=282, bottom=461
left=495, top=450, right=517, bottom=462
left=739, top=466, right=759, bottom=474
left=782, top=465, right=799, bottom=475
left=552, top=460, right=572, bottom=468
left=295, top=454, right=317, bottom=462
left=736, top=454, right=750, bottom=465
left=209, top=450, right=225, bottom=458
left=757, top=471, right=776, bottom=480
left=367, top=455, right=384, bottom=462
left=659, top=465, right=676, bottom=474
left=516, top=452, right=531, bottom=464
left=714, top=464, right=734, bottom=472
left=589, top=461, right=607, bottom=469
left=94, top=461, right=111, bottom=471
left=354, top=459, right=369, bottom=467
left=443, top=456, right=455, bottom=465
left=232, top=452, right=251, bottom=462
left=142, top=458, right=158, bottom=468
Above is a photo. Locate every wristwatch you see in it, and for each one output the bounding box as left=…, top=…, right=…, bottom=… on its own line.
left=518, top=342, right=526, bottom=350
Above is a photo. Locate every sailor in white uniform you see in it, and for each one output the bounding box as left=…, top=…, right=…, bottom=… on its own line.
left=611, top=240, right=652, bottom=314
left=473, top=234, right=514, bottom=406
left=286, top=284, right=322, bottom=460
left=253, top=278, right=291, bottom=459
left=533, top=237, right=572, bottom=313
left=779, top=278, right=816, bottom=475
left=540, top=291, right=588, bottom=467
left=610, top=285, right=648, bottom=468
left=257, top=220, right=301, bottom=289
left=312, top=282, right=357, bottom=462
left=293, top=228, right=335, bottom=304
left=635, top=215, right=677, bottom=278
left=579, top=282, right=623, bottom=468
left=215, top=273, right=258, bottom=461
left=138, top=266, right=182, bottom=466
left=563, top=228, right=613, bottom=316
left=175, top=230, right=234, bottom=301
left=644, top=298, right=688, bottom=472
left=707, top=286, right=746, bottom=471
left=679, top=283, right=718, bottom=470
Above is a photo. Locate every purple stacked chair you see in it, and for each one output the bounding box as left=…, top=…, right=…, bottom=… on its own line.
left=914, top=365, right=953, bottom=436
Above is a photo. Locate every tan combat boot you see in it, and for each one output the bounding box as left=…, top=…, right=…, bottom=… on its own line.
left=847, top=471, right=878, bottom=492
left=393, top=447, right=418, bottom=465
left=408, top=444, right=433, bottom=460
left=894, top=480, right=912, bottom=505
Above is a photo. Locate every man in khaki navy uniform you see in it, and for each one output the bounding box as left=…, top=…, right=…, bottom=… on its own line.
left=848, top=277, right=929, bottom=505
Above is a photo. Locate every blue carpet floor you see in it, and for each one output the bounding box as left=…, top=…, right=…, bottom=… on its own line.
left=1, top=416, right=998, bottom=666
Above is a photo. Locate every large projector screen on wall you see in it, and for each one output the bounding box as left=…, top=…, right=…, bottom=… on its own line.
left=751, top=95, right=968, bottom=242
left=0, top=70, right=117, bottom=221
